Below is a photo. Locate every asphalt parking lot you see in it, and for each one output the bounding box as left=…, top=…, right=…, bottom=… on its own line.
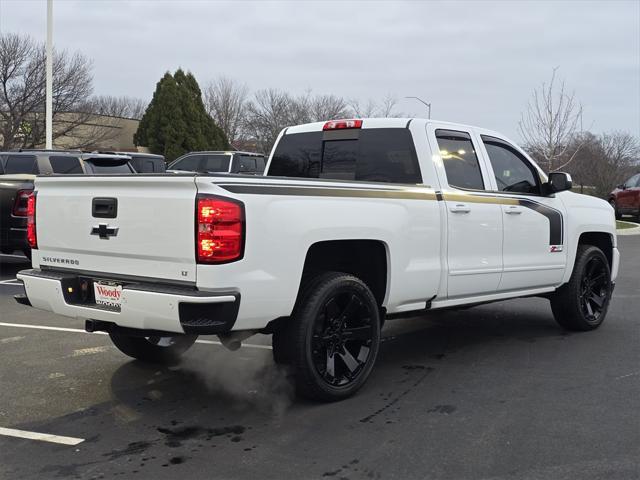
left=0, top=238, right=638, bottom=480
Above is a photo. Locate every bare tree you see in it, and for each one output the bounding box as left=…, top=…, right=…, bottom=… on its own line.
left=0, top=34, right=144, bottom=150
left=0, top=32, right=107, bottom=149
left=204, top=76, right=248, bottom=146
left=243, top=88, right=354, bottom=153
left=348, top=94, right=405, bottom=118
left=519, top=67, right=584, bottom=172
left=89, top=95, right=147, bottom=120
left=593, top=132, right=640, bottom=196
left=309, top=93, right=350, bottom=121
left=563, top=131, right=639, bottom=197
left=244, top=88, right=292, bottom=153
left=288, top=91, right=350, bottom=125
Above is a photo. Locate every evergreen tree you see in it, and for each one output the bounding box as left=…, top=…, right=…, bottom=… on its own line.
left=134, top=69, right=229, bottom=161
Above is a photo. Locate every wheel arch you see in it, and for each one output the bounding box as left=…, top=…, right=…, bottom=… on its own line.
left=298, top=239, right=389, bottom=308
left=578, top=231, right=614, bottom=268
left=562, top=230, right=615, bottom=285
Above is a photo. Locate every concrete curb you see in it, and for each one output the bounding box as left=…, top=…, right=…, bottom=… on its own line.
left=617, top=221, right=640, bottom=236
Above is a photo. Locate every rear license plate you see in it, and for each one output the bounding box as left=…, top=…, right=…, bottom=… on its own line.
left=93, top=281, right=122, bottom=310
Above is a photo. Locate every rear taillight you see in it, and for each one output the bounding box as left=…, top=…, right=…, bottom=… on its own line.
left=323, top=119, right=363, bottom=130
left=12, top=189, right=33, bottom=216
left=26, top=192, right=37, bottom=249
left=196, top=195, right=244, bottom=264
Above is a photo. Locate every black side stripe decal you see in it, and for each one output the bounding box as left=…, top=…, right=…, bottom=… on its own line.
left=216, top=183, right=562, bottom=245
left=516, top=199, right=563, bottom=246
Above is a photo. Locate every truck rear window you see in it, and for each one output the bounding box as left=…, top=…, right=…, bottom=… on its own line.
left=268, top=128, right=422, bottom=184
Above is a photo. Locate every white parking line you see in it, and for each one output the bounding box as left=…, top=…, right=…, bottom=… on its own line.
left=0, top=253, right=27, bottom=259
left=0, top=278, right=20, bottom=284
left=0, top=283, right=22, bottom=286
left=0, top=322, right=105, bottom=335
left=0, top=322, right=272, bottom=350
left=0, top=426, right=84, bottom=446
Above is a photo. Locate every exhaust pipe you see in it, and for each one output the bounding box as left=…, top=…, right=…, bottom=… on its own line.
left=217, top=330, right=257, bottom=351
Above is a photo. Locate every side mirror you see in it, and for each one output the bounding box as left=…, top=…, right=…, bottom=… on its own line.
left=545, top=172, right=573, bottom=195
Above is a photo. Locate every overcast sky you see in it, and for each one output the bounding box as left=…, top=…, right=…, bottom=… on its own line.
left=1, top=0, right=638, bottom=140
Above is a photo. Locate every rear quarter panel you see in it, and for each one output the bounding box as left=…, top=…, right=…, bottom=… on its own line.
left=195, top=177, right=443, bottom=330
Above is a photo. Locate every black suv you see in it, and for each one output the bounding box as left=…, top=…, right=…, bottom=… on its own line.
left=1, top=150, right=135, bottom=175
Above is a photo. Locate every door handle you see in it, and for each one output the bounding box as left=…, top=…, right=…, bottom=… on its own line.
left=449, top=203, right=471, bottom=213
left=504, top=206, right=523, bottom=215
left=92, top=197, right=118, bottom=218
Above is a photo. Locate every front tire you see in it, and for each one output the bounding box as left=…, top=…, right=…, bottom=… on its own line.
left=274, top=272, right=381, bottom=402
left=550, top=245, right=612, bottom=331
left=109, top=332, right=198, bottom=364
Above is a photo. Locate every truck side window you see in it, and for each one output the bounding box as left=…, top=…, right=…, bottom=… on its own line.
left=481, top=136, right=540, bottom=195
left=232, top=155, right=258, bottom=173
left=50, top=156, right=83, bottom=174
left=435, top=130, right=484, bottom=190
left=4, top=155, right=38, bottom=174
left=201, top=154, right=231, bottom=172
left=170, top=155, right=201, bottom=172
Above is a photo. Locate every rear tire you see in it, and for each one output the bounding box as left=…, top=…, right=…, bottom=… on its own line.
left=550, top=245, right=612, bottom=331
left=109, top=332, right=198, bottom=364
left=274, top=272, right=381, bottom=402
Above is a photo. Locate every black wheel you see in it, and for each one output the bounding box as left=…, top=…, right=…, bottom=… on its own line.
left=275, top=272, right=381, bottom=402
left=609, top=199, right=621, bottom=220
left=109, top=332, right=198, bottom=364
left=550, top=245, right=612, bottom=331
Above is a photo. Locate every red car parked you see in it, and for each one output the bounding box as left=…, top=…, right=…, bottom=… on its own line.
left=609, top=173, right=640, bottom=220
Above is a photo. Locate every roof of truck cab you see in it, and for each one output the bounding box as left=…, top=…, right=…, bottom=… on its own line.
left=285, top=118, right=494, bottom=133
left=283, top=118, right=510, bottom=143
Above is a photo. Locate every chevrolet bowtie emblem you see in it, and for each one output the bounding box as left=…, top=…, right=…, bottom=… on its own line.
left=91, top=224, right=119, bottom=239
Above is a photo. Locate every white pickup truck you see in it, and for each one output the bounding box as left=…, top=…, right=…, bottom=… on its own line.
left=16, top=118, right=619, bottom=401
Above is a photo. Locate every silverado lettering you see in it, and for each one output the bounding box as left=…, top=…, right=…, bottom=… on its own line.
left=41, top=257, right=80, bottom=265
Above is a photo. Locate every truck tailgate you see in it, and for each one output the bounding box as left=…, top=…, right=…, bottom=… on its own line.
left=33, top=175, right=198, bottom=283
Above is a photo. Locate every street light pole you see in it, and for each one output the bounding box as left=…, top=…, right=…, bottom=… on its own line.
left=45, top=0, right=53, bottom=149
left=405, top=96, right=431, bottom=119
